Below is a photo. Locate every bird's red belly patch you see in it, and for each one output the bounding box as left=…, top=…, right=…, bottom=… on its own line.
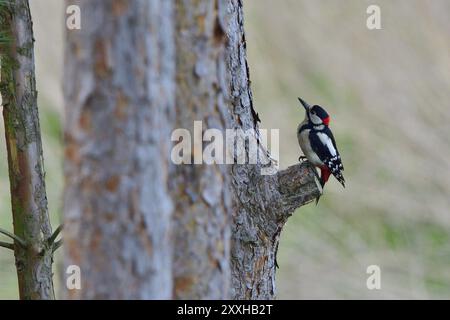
left=320, top=166, right=331, bottom=183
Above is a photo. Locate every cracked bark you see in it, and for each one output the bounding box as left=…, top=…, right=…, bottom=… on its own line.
left=63, top=0, right=175, bottom=299
left=0, top=0, right=56, bottom=300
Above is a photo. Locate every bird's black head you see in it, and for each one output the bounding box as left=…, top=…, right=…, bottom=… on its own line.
left=298, top=97, right=330, bottom=126
left=310, top=105, right=330, bottom=126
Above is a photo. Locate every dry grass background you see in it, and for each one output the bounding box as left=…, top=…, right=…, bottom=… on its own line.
left=1, top=0, right=449, bottom=299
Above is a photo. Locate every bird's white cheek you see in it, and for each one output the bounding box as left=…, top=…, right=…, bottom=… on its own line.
left=311, top=114, right=322, bottom=125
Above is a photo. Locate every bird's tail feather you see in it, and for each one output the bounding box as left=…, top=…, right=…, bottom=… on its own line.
left=334, top=173, right=346, bottom=188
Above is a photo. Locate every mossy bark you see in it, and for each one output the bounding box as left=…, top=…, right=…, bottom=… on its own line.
left=0, top=0, right=56, bottom=300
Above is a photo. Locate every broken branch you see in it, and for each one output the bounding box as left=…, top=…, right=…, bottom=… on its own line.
left=0, top=227, right=26, bottom=247
left=48, top=224, right=64, bottom=245
left=0, top=241, right=14, bottom=251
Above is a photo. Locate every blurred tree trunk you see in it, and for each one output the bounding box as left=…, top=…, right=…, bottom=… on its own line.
left=171, top=0, right=232, bottom=299
left=223, top=0, right=321, bottom=299
left=63, top=0, right=175, bottom=299
left=0, top=0, right=56, bottom=300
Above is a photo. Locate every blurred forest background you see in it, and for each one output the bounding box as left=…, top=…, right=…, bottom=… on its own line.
left=1, top=0, right=449, bottom=299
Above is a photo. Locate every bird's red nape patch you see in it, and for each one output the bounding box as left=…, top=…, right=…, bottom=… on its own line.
left=320, top=166, right=331, bottom=186
left=323, top=116, right=330, bottom=126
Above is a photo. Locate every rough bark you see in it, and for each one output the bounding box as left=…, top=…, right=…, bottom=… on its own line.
left=0, top=0, right=56, bottom=300
left=171, top=0, right=232, bottom=299
left=63, top=0, right=175, bottom=299
left=222, top=0, right=321, bottom=299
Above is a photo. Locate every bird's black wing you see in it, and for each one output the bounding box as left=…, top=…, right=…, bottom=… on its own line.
left=309, top=128, right=345, bottom=187
left=325, top=127, right=344, bottom=171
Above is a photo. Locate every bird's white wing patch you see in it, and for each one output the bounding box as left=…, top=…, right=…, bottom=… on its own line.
left=317, top=132, right=337, bottom=156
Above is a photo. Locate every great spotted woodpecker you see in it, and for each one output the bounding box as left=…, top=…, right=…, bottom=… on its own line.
left=297, top=97, right=345, bottom=192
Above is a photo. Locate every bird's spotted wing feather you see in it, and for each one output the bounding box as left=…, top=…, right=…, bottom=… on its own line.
left=309, top=128, right=345, bottom=187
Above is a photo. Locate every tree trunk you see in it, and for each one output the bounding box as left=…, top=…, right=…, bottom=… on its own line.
left=61, top=0, right=320, bottom=300
left=222, top=0, right=321, bottom=299
left=0, top=0, right=56, bottom=300
left=171, top=0, right=232, bottom=299
left=63, top=0, right=175, bottom=299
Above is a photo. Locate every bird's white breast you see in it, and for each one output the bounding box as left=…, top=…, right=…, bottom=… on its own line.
left=297, top=123, right=324, bottom=167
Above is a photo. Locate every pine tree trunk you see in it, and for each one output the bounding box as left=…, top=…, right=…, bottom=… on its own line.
left=63, top=0, right=175, bottom=299
left=171, top=0, right=232, bottom=299
left=0, top=0, right=56, bottom=300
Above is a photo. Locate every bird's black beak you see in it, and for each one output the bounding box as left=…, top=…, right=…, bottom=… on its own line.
left=298, top=97, right=311, bottom=112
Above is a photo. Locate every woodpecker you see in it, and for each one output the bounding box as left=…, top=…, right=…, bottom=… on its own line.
left=297, top=97, right=345, bottom=194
